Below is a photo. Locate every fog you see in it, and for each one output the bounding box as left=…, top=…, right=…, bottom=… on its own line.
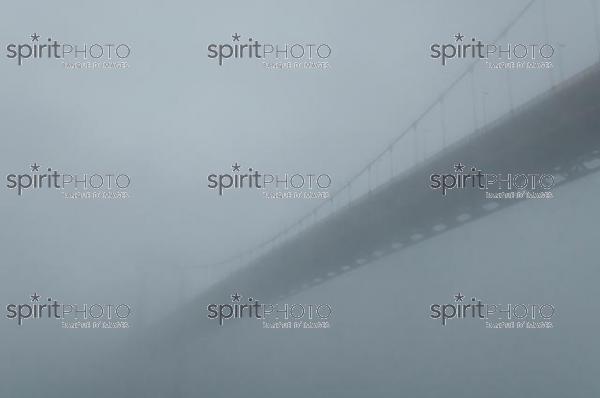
left=0, top=0, right=599, bottom=397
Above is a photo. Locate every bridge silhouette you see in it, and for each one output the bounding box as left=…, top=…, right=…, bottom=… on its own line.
left=158, top=59, right=600, bottom=342
left=149, top=0, right=600, bottom=340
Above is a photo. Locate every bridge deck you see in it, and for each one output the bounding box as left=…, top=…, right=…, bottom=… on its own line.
left=157, top=62, right=600, bottom=342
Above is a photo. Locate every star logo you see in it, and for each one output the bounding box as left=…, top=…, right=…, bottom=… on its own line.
left=232, top=163, right=241, bottom=172
left=454, top=163, right=465, bottom=172
left=454, top=33, right=464, bottom=42
left=454, top=292, right=465, bottom=302
left=231, top=292, right=241, bottom=302
left=31, top=292, right=40, bottom=302
left=232, top=33, right=241, bottom=42
left=31, top=33, right=40, bottom=42
left=31, top=163, right=40, bottom=172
